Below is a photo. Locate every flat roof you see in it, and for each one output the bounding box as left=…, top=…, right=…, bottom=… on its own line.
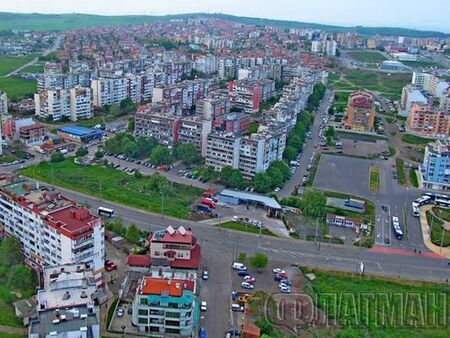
left=219, top=189, right=282, bottom=209
left=58, top=126, right=101, bottom=137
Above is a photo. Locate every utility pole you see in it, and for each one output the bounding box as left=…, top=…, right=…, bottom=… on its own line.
left=99, top=179, right=102, bottom=199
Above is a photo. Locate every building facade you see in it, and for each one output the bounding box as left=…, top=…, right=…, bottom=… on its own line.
left=407, top=102, right=450, bottom=138
left=420, top=140, right=450, bottom=191
left=344, top=91, right=376, bottom=131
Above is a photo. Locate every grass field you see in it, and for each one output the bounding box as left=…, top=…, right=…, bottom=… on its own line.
left=401, top=134, right=435, bottom=145
left=433, top=207, right=450, bottom=222
left=0, top=55, right=37, bottom=76
left=369, top=166, right=380, bottom=192
left=20, top=64, right=44, bottom=73
left=17, top=158, right=203, bottom=219
left=219, top=221, right=276, bottom=236
left=402, top=60, right=444, bottom=69
left=347, top=50, right=387, bottom=64
left=306, top=269, right=450, bottom=338
left=0, top=334, right=26, bottom=338
left=396, top=158, right=406, bottom=185
left=0, top=77, right=36, bottom=100
left=426, top=210, right=450, bottom=247
left=409, top=169, right=419, bottom=188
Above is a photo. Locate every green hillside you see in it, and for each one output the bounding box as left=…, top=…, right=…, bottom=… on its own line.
left=0, top=12, right=447, bottom=38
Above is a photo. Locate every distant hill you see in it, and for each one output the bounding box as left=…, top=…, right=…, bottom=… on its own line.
left=0, top=12, right=447, bottom=38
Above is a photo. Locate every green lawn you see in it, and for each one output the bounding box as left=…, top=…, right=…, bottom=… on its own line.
left=0, top=333, right=26, bottom=338
left=20, top=64, right=44, bottom=73
left=433, top=207, right=450, bottom=222
left=396, top=158, right=406, bottom=185
left=307, top=269, right=450, bottom=338
left=347, top=50, right=387, bottom=63
left=369, top=166, right=380, bottom=192
left=426, top=211, right=450, bottom=247
left=0, top=55, right=37, bottom=76
left=219, top=221, right=276, bottom=236
left=402, top=60, right=444, bottom=69
left=402, top=134, right=434, bottom=145
left=0, top=77, right=36, bottom=100
left=409, top=169, right=419, bottom=188
left=17, top=158, right=203, bottom=219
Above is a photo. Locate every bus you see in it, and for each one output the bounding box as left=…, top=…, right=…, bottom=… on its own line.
left=414, top=195, right=432, bottom=207
left=98, top=207, right=115, bottom=218
left=411, top=203, right=420, bottom=217
left=344, top=198, right=365, bottom=210
left=435, top=198, right=450, bottom=209
left=391, top=216, right=403, bottom=240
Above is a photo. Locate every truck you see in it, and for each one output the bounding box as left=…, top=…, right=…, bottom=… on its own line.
left=201, top=199, right=216, bottom=209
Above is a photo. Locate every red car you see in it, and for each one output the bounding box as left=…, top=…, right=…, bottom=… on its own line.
left=201, top=199, right=216, bottom=209
left=105, top=260, right=117, bottom=271
left=276, top=272, right=288, bottom=279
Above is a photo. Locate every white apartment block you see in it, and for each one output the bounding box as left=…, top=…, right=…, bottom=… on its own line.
left=193, top=54, right=217, bottom=74
left=205, top=127, right=286, bottom=179
left=326, top=40, right=337, bottom=56
left=0, top=90, right=7, bottom=115
left=35, top=87, right=92, bottom=122
left=0, top=175, right=105, bottom=285
left=218, top=58, right=237, bottom=80
left=412, top=72, right=449, bottom=98
left=177, top=117, right=212, bottom=157
left=311, top=40, right=322, bottom=53
left=91, top=76, right=129, bottom=108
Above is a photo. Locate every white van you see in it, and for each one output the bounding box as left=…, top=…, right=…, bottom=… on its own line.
left=232, top=262, right=246, bottom=270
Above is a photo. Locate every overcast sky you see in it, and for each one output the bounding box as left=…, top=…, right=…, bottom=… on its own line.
left=1, top=0, right=449, bottom=33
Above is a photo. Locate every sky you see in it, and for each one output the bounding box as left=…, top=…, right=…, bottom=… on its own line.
left=0, top=0, right=449, bottom=33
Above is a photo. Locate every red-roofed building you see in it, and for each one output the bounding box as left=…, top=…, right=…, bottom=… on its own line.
left=344, top=91, right=376, bottom=131
left=149, top=226, right=201, bottom=270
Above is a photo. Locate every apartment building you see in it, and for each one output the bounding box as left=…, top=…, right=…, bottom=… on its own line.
left=91, top=75, right=128, bottom=108
left=198, top=94, right=231, bottom=120
left=19, top=123, right=45, bottom=146
left=0, top=90, right=7, bottom=115
left=228, top=80, right=261, bottom=114
left=29, top=263, right=100, bottom=338
left=399, top=84, right=428, bottom=117
left=35, top=87, right=92, bottom=122
left=407, top=102, right=450, bottom=138
left=213, top=113, right=251, bottom=134
left=420, top=140, right=450, bottom=191
left=311, top=40, right=322, bottom=53
left=344, top=91, right=376, bottom=131
left=412, top=72, right=449, bottom=98
left=193, top=54, right=217, bottom=74
left=177, top=117, right=212, bottom=157
left=326, top=40, right=337, bottom=56
left=440, top=87, right=450, bottom=113
left=131, top=277, right=197, bottom=336
left=205, top=126, right=286, bottom=179
left=218, top=58, right=236, bottom=80
left=0, top=175, right=104, bottom=285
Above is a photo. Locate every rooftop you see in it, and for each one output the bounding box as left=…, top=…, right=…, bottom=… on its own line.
left=58, top=125, right=102, bottom=137
left=139, top=277, right=195, bottom=297
left=152, top=225, right=193, bottom=244
left=219, top=189, right=282, bottom=210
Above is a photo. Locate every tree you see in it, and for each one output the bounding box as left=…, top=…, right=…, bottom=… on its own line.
left=250, top=252, right=268, bottom=272
left=300, top=191, right=327, bottom=218
left=125, top=223, right=141, bottom=243
left=201, top=166, right=215, bottom=181
left=174, top=143, right=200, bottom=164
left=237, top=252, right=247, bottom=263
left=0, top=237, right=23, bottom=267
left=8, top=264, right=35, bottom=291
left=95, top=150, right=104, bottom=160
left=128, top=117, right=135, bottom=133
left=75, top=147, right=88, bottom=157
left=252, top=173, right=272, bottom=193
left=149, top=145, right=172, bottom=165
left=268, top=161, right=290, bottom=182
left=50, top=151, right=64, bottom=162
left=111, top=217, right=125, bottom=236
left=219, top=166, right=243, bottom=188
left=283, top=146, right=298, bottom=162
left=325, top=126, right=336, bottom=138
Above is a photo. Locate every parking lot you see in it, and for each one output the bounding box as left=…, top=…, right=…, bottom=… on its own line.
left=340, top=138, right=388, bottom=158
left=313, top=154, right=372, bottom=196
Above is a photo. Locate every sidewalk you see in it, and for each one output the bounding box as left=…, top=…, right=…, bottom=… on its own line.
left=419, top=205, right=450, bottom=259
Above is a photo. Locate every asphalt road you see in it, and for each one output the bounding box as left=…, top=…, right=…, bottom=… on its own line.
left=278, top=89, right=333, bottom=198
left=51, top=185, right=450, bottom=284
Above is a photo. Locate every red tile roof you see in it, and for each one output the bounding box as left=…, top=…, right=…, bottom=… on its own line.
left=170, top=243, right=201, bottom=269
left=140, top=278, right=195, bottom=297
left=127, top=254, right=151, bottom=267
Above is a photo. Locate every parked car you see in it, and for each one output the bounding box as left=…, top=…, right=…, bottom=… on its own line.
left=232, top=262, right=246, bottom=270
left=200, top=301, right=207, bottom=312
left=231, top=304, right=244, bottom=312
left=117, top=308, right=124, bottom=317
left=238, top=270, right=249, bottom=277
left=202, top=270, right=209, bottom=280
left=273, top=268, right=285, bottom=274
left=241, top=282, right=254, bottom=289
left=280, top=285, right=291, bottom=293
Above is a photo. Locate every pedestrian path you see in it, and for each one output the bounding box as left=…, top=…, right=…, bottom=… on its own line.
left=368, top=246, right=445, bottom=259
left=418, top=205, right=450, bottom=259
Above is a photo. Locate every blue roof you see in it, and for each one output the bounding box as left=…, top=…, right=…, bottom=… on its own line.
left=219, top=189, right=281, bottom=209
left=58, top=125, right=102, bottom=137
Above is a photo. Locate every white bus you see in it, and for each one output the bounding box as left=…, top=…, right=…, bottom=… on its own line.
left=414, top=195, right=432, bottom=207
left=98, top=207, right=115, bottom=218
left=435, top=198, right=450, bottom=209
left=411, top=203, right=420, bottom=217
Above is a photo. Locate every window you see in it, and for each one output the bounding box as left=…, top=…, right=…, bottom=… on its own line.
left=138, top=317, right=148, bottom=324
left=166, top=312, right=180, bottom=319
left=140, top=298, right=148, bottom=305
left=138, top=309, right=148, bottom=316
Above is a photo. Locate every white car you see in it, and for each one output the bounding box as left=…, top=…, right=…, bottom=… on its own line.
left=231, top=304, right=244, bottom=312
left=241, top=282, right=254, bottom=289
left=274, top=187, right=280, bottom=192
left=200, top=301, right=207, bottom=312
left=117, top=308, right=124, bottom=317
left=279, top=285, right=291, bottom=293
left=273, top=268, right=285, bottom=274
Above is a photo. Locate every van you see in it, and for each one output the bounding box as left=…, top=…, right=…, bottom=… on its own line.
left=231, top=304, right=244, bottom=312
left=232, top=262, right=246, bottom=270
